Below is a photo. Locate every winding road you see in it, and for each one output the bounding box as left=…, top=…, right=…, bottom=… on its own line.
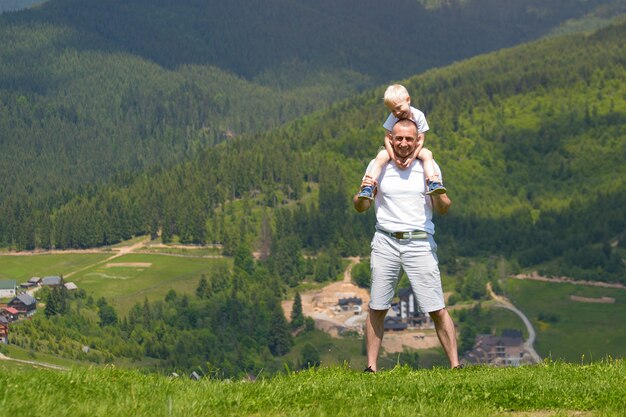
left=486, top=282, right=542, bottom=363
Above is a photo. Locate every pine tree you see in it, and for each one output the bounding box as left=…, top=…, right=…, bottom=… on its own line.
left=268, top=302, right=293, bottom=356
left=290, top=291, right=304, bottom=329
left=196, top=275, right=208, bottom=299
left=44, top=289, right=58, bottom=318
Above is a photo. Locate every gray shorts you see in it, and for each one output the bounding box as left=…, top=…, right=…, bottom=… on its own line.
left=369, top=231, right=445, bottom=313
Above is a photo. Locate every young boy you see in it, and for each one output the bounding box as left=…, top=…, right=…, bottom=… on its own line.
left=358, top=84, right=446, bottom=200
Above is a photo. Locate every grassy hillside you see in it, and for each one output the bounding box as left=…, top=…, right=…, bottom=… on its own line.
left=501, top=278, right=626, bottom=362
left=0, top=250, right=231, bottom=313
left=0, top=360, right=624, bottom=416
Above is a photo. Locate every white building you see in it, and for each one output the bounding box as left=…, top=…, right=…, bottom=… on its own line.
left=0, top=280, right=17, bottom=299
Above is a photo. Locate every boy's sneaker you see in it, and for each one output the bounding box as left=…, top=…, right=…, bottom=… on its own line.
left=358, top=185, right=375, bottom=200
left=426, top=180, right=447, bottom=195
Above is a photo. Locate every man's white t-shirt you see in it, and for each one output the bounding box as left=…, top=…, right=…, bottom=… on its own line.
left=364, top=159, right=442, bottom=235
left=383, top=106, right=429, bottom=133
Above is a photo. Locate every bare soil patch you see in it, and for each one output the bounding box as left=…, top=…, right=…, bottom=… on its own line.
left=282, top=257, right=440, bottom=352
left=570, top=295, right=615, bottom=304
left=512, top=272, right=625, bottom=289
left=104, top=262, right=152, bottom=268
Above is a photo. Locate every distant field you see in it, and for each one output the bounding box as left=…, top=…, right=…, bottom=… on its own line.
left=0, top=253, right=111, bottom=281
left=488, top=305, right=528, bottom=339
left=69, top=253, right=232, bottom=314
left=501, top=278, right=626, bottom=362
left=0, top=251, right=231, bottom=315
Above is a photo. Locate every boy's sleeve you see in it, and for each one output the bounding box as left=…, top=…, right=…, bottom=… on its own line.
left=412, top=108, right=430, bottom=133
left=382, top=113, right=396, bottom=131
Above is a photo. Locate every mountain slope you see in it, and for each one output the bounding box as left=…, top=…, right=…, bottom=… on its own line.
left=17, top=0, right=618, bottom=83
left=0, top=0, right=621, bottom=201
left=10, top=19, right=625, bottom=282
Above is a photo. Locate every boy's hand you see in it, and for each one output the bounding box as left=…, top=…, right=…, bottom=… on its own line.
left=394, top=156, right=413, bottom=169
left=360, top=175, right=377, bottom=189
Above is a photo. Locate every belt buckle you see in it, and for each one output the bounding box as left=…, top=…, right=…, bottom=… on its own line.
left=393, top=232, right=407, bottom=239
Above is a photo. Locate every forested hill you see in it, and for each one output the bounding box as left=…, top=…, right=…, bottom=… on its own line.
left=0, top=20, right=355, bottom=200
left=10, top=0, right=617, bottom=84
left=5, top=19, right=625, bottom=284
left=0, top=0, right=42, bottom=12
left=0, top=0, right=620, bottom=200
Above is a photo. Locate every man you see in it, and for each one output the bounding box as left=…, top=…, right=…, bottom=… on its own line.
left=353, top=118, right=460, bottom=372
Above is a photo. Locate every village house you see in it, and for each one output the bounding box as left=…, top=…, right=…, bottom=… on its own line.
left=383, top=316, right=407, bottom=331
left=337, top=297, right=362, bottom=314
left=0, top=307, right=19, bottom=322
left=397, top=288, right=434, bottom=329
left=20, top=277, right=42, bottom=289
left=64, top=282, right=78, bottom=291
left=0, top=316, right=8, bottom=344
left=0, top=280, right=17, bottom=299
left=8, top=293, right=37, bottom=317
left=463, top=329, right=532, bottom=367
left=41, top=276, right=63, bottom=287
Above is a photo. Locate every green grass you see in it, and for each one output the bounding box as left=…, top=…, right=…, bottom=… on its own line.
left=0, top=344, right=82, bottom=369
left=0, top=250, right=232, bottom=314
left=489, top=303, right=529, bottom=339
left=69, top=253, right=232, bottom=314
left=0, top=253, right=111, bottom=281
left=285, top=330, right=365, bottom=369
left=0, top=359, right=624, bottom=416
left=501, top=278, right=626, bottom=362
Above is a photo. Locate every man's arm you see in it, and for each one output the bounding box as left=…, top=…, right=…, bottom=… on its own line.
left=431, top=193, right=451, bottom=215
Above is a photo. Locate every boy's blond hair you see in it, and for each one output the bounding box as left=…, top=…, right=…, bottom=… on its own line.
left=383, top=84, right=410, bottom=106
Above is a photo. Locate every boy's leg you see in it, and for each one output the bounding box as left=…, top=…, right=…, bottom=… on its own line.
left=358, top=149, right=389, bottom=200
left=418, top=148, right=447, bottom=195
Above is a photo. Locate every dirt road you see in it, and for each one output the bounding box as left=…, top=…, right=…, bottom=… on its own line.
left=512, top=272, right=625, bottom=289
left=0, top=353, right=67, bottom=371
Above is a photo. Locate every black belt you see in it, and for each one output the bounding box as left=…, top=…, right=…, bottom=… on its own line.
left=376, top=227, right=428, bottom=240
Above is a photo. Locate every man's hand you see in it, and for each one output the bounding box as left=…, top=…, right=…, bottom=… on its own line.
left=354, top=175, right=376, bottom=212
left=431, top=192, right=452, bottom=215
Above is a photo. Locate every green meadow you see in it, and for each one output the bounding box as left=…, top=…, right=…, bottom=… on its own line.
left=501, top=278, right=626, bottom=362
left=0, top=359, right=624, bottom=417
left=0, top=251, right=231, bottom=314
left=0, top=253, right=111, bottom=282
left=488, top=306, right=529, bottom=339
left=69, top=253, right=232, bottom=314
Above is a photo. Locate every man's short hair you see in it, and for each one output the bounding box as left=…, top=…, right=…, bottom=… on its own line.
left=384, top=84, right=410, bottom=106
left=392, top=118, right=419, bottom=135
